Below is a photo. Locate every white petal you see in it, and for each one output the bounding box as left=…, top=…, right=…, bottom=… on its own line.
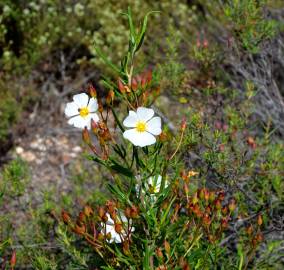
left=106, top=225, right=122, bottom=243
left=73, top=93, right=89, bottom=107
left=88, top=98, right=98, bottom=112
left=137, top=107, right=154, bottom=122
left=152, top=175, right=162, bottom=187
left=148, top=175, right=161, bottom=192
left=123, top=129, right=156, bottom=147
left=68, top=115, right=87, bottom=129
left=147, top=117, right=162, bottom=135
left=123, top=111, right=138, bottom=127
left=65, top=102, right=79, bottom=117
left=67, top=113, right=98, bottom=130
left=106, top=214, right=115, bottom=225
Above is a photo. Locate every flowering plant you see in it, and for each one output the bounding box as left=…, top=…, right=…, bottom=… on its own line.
left=59, top=9, right=263, bottom=269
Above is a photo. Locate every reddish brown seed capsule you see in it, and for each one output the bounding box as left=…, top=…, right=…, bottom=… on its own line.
left=62, top=210, right=71, bottom=225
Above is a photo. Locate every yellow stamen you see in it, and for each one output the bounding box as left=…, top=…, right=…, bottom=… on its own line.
left=149, top=185, right=158, bottom=194
left=136, top=121, right=147, bottom=132
left=79, top=107, right=89, bottom=118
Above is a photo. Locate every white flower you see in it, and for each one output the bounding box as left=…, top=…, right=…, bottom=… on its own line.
left=123, top=107, right=162, bottom=147
left=103, top=213, right=134, bottom=244
left=136, top=175, right=168, bottom=198
left=64, top=93, right=99, bottom=129
left=147, top=175, right=168, bottom=194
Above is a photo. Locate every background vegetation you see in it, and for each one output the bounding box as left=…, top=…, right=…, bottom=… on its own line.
left=0, top=0, right=283, bottom=269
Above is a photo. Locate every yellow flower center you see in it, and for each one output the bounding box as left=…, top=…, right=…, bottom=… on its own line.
left=149, top=185, right=158, bottom=194
left=79, top=107, right=89, bottom=118
left=136, top=121, right=147, bottom=132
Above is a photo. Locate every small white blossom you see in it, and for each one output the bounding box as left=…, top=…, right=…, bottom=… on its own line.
left=123, top=107, right=162, bottom=147
left=136, top=175, right=168, bottom=197
left=64, top=93, right=99, bottom=129
left=147, top=175, right=168, bottom=194
left=103, top=213, right=134, bottom=244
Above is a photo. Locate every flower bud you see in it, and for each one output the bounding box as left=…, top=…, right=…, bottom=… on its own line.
left=218, top=190, right=225, bottom=201
left=246, top=225, right=253, bottom=235
left=142, top=92, right=149, bottom=105
left=257, top=215, right=263, bottom=226
left=221, top=217, right=228, bottom=229
left=78, top=211, right=86, bottom=223
left=192, top=192, right=198, bottom=204
left=106, top=200, right=116, bottom=214
left=73, top=223, right=86, bottom=235
left=222, top=124, right=229, bottom=132
left=88, top=84, right=97, bottom=98
left=228, top=199, right=236, bottom=212
left=62, top=210, right=71, bottom=225
left=98, top=207, right=106, bottom=219
left=141, top=75, right=147, bottom=88
left=215, top=121, right=222, bottom=130
left=214, top=199, right=222, bottom=210
left=205, top=206, right=211, bottom=214
left=84, top=205, right=94, bottom=217
left=91, top=119, right=99, bottom=134
left=204, top=189, right=210, bottom=201
left=222, top=206, right=228, bottom=215
left=10, top=250, right=16, bottom=269
left=124, top=207, right=131, bottom=219
left=247, top=136, right=257, bottom=149
left=82, top=127, right=91, bottom=145
left=130, top=205, right=139, bottom=219
left=106, top=90, right=114, bottom=105
left=118, top=78, right=125, bottom=93
left=145, top=70, right=152, bottom=84
left=203, top=39, right=208, bottom=48
left=131, top=77, right=138, bottom=91
left=198, top=188, right=205, bottom=200
left=181, top=117, right=187, bottom=131
left=256, top=232, right=263, bottom=243
left=219, top=144, right=225, bottom=152
left=156, top=248, right=163, bottom=259
left=192, top=204, right=202, bottom=217
left=98, top=100, right=103, bottom=113
left=196, top=39, right=201, bottom=48
left=164, top=240, right=170, bottom=255
left=209, top=191, right=215, bottom=202
left=202, top=214, right=211, bottom=227
left=179, top=257, right=190, bottom=270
